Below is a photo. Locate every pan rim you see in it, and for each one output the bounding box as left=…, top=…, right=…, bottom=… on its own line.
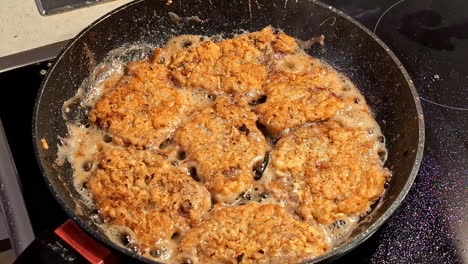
left=32, top=0, right=425, bottom=263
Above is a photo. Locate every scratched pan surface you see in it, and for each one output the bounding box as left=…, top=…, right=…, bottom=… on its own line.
left=33, top=0, right=424, bottom=263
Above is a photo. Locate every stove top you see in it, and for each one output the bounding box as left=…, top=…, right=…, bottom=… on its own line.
left=0, top=0, right=466, bottom=263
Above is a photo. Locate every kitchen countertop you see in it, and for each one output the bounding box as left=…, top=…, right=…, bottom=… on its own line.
left=0, top=0, right=132, bottom=57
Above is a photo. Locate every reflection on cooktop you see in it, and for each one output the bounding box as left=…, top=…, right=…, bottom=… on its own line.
left=400, top=10, right=468, bottom=51
left=374, top=0, right=468, bottom=111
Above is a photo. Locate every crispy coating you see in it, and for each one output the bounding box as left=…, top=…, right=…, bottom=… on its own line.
left=88, top=148, right=211, bottom=250
left=178, top=203, right=328, bottom=264
left=167, top=27, right=296, bottom=98
left=266, top=121, right=389, bottom=224
left=174, top=97, right=267, bottom=203
left=273, top=54, right=348, bottom=92
left=256, top=72, right=345, bottom=136
left=255, top=53, right=352, bottom=136
left=89, top=61, right=209, bottom=148
left=89, top=28, right=301, bottom=147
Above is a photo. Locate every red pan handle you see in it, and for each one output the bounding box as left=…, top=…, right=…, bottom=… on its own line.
left=15, top=220, right=119, bottom=264
left=55, top=220, right=118, bottom=264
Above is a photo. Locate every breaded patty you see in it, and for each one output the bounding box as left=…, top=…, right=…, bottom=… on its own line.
left=174, top=97, right=267, bottom=203
left=256, top=72, right=345, bottom=136
left=255, top=52, right=353, bottom=136
left=273, top=54, right=349, bottom=92
left=178, top=203, right=328, bottom=264
left=89, top=61, right=209, bottom=148
left=167, top=27, right=297, bottom=99
left=88, top=148, right=211, bottom=250
left=266, top=121, right=389, bottom=224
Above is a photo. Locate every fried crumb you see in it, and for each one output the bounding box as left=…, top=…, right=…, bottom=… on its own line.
left=41, top=138, right=49, bottom=150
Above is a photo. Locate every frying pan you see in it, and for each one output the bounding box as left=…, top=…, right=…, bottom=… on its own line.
left=32, top=0, right=425, bottom=263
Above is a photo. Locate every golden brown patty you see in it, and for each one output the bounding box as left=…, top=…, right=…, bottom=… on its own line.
left=167, top=27, right=296, bottom=99
left=88, top=148, right=211, bottom=251
left=89, top=61, right=210, bottom=148
left=256, top=72, right=345, bottom=136
left=178, top=203, right=328, bottom=264
left=272, top=54, right=350, bottom=92
left=266, top=121, right=389, bottom=224
left=174, top=97, right=267, bottom=203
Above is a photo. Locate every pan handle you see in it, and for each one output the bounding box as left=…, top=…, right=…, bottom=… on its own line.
left=15, top=220, right=119, bottom=264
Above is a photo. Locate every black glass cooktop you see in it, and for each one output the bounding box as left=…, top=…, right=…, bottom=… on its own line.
left=1, top=0, right=466, bottom=263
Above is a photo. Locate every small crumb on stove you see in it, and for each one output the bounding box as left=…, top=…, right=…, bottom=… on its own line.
left=41, top=138, right=49, bottom=150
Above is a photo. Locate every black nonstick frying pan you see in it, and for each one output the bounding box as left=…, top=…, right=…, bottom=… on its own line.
left=31, top=0, right=424, bottom=263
